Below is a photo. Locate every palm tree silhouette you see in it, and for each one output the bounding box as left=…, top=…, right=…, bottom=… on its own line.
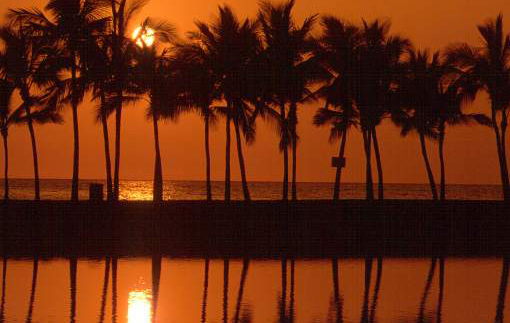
left=495, top=257, right=509, bottom=323
left=446, top=15, right=510, bottom=201
left=258, top=0, right=319, bottom=200
left=0, top=79, right=15, bottom=201
left=98, top=257, right=110, bottom=323
left=70, top=256, right=77, bottom=323
left=151, top=253, right=162, bottom=323
left=173, top=43, right=220, bottom=201
left=201, top=258, right=210, bottom=323
left=9, top=0, right=110, bottom=201
left=233, top=259, right=250, bottom=323
left=417, top=258, right=437, bottom=323
left=356, top=20, right=410, bottom=199
left=0, top=257, right=7, bottom=323
left=0, top=24, right=63, bottom=200
left=314, top=16, right=361, bottom=201
left=331, top=258, right=343, bottom=323
left=360, top=257, right=373, bottom=323
left=25, top=255, right=39, bottom=323
left=111, top=256, right=118, bottom=323
left=131, top=19, right=177, bottom=202
left=436, top=257, right=444, bottom=323
left=194, top=6, right=260, bottom=201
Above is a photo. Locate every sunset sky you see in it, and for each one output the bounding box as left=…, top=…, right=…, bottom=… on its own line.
left=1, top=0, right=510, bottom=184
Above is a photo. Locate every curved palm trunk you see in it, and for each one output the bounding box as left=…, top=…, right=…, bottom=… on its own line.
left=233, top=259, right=250, bottom=323
left=289, top=259, right=295, bottom=323
left=331, top=258, right=343, bottom=323
left=372, top=127, right=383, bottom=200
left=333, top=130, right=348, bottom=201
left=362, top=129, right=374, bottom=200
left=281, top=104, right=289, bottom=201
left=418, top=258, right=437, bottom=323
left=152, top=112, right=163, bottom=203
left=204, top=112, right=212, bottom=201
left=491, top=108, right=510, bottom=201
left=201, top=258, right=210, bottom=323
left=291, top=135, right=297, bottom=201
left=419, top=133, right=438, bottom=200
left=25, top=256, right=38, bottom=323
left=113, top=103, right=122, bottom=201
left=360, top=257, right=373, bottom=323
left=100, top=93, right=113, bottom=201
left=369, top=257, right=383, bottom=323
left=70, top=51, right=80, bottom=202
left=70, top=256, right=77, bottom=323
left=225, top=114, right=231, bottom=202
left=99, top=257, right=110, bottom=323
left=495, top=257, right=509, bottom=323
left=499, top=113, right=510, bottom=201
left=223, top=259, right=229, bottom=323
left=1, top=257, right=6, bottom=323
left=111, top=256, right=118, bottom=323
left=436, top=257, right=445, bottom=323
left=280, top=258, right=287, bottom=323
left=233, top=115, right=250, bottom=201
left=25, top=117, right=40, bottom=201
left=151, top=254, right=162, bottom=323
left=2, top=134, right=8, bottom=201
left=439, top=123, right=446, bottom=201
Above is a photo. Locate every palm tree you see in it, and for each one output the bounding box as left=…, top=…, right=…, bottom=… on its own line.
left=193, top=6, right=260, bottom=201
left=151, top=254, right=161, bottom=323
left=0, top=24, right=63, bottom=200
left=173, top=43, right=219, bottom=201
left=417, top=258, right=437, bottom=323
left=258, top=0, right=318, bottom=200
left=25, top=255, right=39, bottom=323
left=0, top=79, right=15, bottom=200
left=331, top=258, right=343, bottom=323
left=201, top=258, right=210, bottom=323
left=360, top=257, right=373, bottom=323
left=233, top=259, right=250, bottom=323
left=495, top=257, right=509, bottom=323
left=131, top=19, right=177, bottom=202
left=446, top=15, right=510, bottom=201
left=9, top=0, right=110, bottom=201
left=356, top=20, right=410, bottom=200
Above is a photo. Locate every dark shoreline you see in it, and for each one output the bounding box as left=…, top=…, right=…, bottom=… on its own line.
left=1, top=200, right=509, bottom=259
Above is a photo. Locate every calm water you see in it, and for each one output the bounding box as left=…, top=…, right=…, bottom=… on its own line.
left=1, top=257, right=509, bottom=323
left=0, top=179, right=504, bottom=200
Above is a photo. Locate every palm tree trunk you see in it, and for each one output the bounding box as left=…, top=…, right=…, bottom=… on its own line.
left=1, top=257, right=6, bottom=323
left=291, top=134, right=297, bottom=201
left=233, top=259, right=250, bottom=323
left=333, top=130, right=348, bottom=201
left=99, top=257, right=110, bottom=323
left=70, top=256, right=77, bottom=323
left=70, top=51, right=80, bottom=202
left=204, top=112, right=212, bottom=201
left=418, top=258, right=437, bottom=323
left=152, top=112, right=163, bottom=203
left=113, top=102, right=122, bottom=201
left=223, top=259, right=229, bottom=323
left=360, top=257, right=373, bottom=323
left=201, top=258, right=209, bottom=323
left=100, top=92, right=113, bottom=201
left=111, top=256, right=118, bottom=323
left=2, top=134, right=8, bottom=201
left=233, top=115, right=250, bottom=201
left=25, top=256, right=38, bottom=323
left=289, top=259, right=295, bottom=323
left=491, top=107, right=510, bottom=201
left=372, top=127, right=383, bottom=200
left=280, top=258, right=287, bottom=323
left=436, top=257, right=445, bottom=323
left=152, top=254, right=161, bottom=323
left=331, top=258, right=342, bottom=323
left=369, top=257, right=383, bottom=323
left=499, top=112, right=510, bottom=201
left=439, top=123, right=446, bottom=201
left=26, top=117, right=40, bottom=201
left=225, top=113, right=231, bottom=202
left=362, top=129, right=374, bottom=200
left=419, top=133, right=438, bottom=200
left=495, top=257, right=509, bottom=323
left=281, top=104, right=289, bottom=201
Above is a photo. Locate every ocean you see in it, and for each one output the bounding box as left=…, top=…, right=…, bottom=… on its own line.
left=0, top=179, right=503, bottom=200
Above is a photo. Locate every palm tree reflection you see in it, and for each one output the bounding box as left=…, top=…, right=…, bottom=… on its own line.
left=223, top=258, right=229, bottom=323
left=98, top=257, right=111, bottom=323
left=112, top=256, right=118, bottom=323
left=151, top=254, right=162, bottom=323
left=0, top=257, right=7, bottom=323
left=495, top=257, right=509, bottom=323
left=360, top=257, right=373, bottom=323
left=201, top=258, right=210, bottom=323
left=331, top=257, right=343, bottom=323
left=234, top=259, right=250, bottom=323
left=369, top=257, right=383, bottom=323
left=70, top=256, right=77, bottom=323
left=25, top=255, right=38, bottom=323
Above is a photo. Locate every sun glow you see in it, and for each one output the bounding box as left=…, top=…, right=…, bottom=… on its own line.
left=128, top=289, right=152, bottom=323
left=132, top=26, right=155, bottom=47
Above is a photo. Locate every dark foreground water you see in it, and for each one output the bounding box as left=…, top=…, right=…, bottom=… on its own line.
left=1, top=257, right=509, bottom=323
left=0, top=179, right=504, bottom=200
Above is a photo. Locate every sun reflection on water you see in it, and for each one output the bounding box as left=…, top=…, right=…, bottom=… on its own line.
left=128, top=289, right=152, bottom=323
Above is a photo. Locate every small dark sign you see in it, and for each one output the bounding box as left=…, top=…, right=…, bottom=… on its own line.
left=332, top=157, right=346, bottom=168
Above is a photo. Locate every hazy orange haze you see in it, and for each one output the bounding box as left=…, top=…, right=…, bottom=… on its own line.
left=1, top=0, right=510, bottom=184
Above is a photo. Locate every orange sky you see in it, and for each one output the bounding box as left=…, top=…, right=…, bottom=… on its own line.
left=1, top=0, right=510, bottom=184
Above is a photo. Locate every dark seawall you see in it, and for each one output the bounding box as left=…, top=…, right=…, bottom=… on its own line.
left=1, top=200, right=509, bottom=258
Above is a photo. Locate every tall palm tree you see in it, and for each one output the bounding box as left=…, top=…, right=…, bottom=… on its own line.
left=446, top=15, right=510, bottom=201
left=9, top=0, right=110, bottom=201
left=173, top=43, right=219, bottom=201
left=193, top=6, right=260, bottom=201
left=0, top=79, right=15, bottom=201
left=25, top=255, right=39, bottom=323
left=131, top=19, right=177, bottom=202
left=258, top=0, right=318, bottom=200
left=0, top=25, right=62, bottom=200
left=314, top=17, right=360, bottom=201
left=355, top=20, right=410, bottom=200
